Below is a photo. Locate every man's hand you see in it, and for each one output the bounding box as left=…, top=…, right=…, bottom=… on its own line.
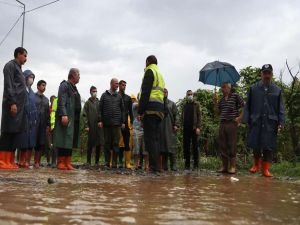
left=61, top=116, right=69, bottom=126
left=173, top=126, right=178, bottom=132
left=98, top=122, right=103, bottom=128
left=10, top=104, right=17, bottom=117
left=46, top=126, right=50, bottom=134
left=121, top=123, right=126, bottom=129
left=278, top=124, right=284, bottom=132
left=85, top=127, right=90, bottom=132
left=196, top=128, right=201, bottom=136
left=213, top=93, right=218, bottom=104
left=235, top=116, right=242, bottom=125
left=137, top=115, right=142, bottom=122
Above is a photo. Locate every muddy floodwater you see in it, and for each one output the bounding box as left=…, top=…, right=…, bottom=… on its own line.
left=0, top=169, right=299, bottom=225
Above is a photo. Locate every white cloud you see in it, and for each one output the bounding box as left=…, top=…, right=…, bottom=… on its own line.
left=0, top=0, right=299, bottom=109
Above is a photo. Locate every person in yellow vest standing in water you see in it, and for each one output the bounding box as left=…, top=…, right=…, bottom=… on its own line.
left=49, top=95, right=58, bottom=167
left=138, top=55, right=165, bottom=174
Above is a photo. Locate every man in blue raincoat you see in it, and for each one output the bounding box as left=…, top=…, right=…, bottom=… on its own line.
left=243, top=64, right=285, bottom=177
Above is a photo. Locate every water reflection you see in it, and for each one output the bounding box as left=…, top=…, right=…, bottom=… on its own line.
left=0, top=169, right=299, bottom=225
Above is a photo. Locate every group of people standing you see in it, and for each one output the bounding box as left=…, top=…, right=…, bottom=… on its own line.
left=0, top=47, right=285, bottom=177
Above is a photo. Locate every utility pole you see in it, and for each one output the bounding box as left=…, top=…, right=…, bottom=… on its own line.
left=14, top=0, right=60, bottom=47
left=16, top=0, right=25, bottom=47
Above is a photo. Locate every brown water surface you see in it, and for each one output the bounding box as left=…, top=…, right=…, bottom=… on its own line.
left=0, top=169, right=299, bottom=225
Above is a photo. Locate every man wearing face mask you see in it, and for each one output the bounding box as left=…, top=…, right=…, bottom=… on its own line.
left=15, top=70, right=38, bottom=168
left=243, top=64, right=285, bottom=177
left=82, top=86, right=104, bottom=168
left=54, top=68, right=81, bottom=170
left=34, top=80, right=50, bottom=168
left=0, top=47, right=27, bottom=169
left=182, top=90, right=201, bottom=171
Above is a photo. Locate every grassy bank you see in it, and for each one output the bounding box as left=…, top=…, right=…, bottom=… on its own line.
left=65, top=150, right=300, bottom=178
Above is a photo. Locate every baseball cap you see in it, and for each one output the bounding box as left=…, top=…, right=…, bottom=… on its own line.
left=261, top=64, right=273, bottom=72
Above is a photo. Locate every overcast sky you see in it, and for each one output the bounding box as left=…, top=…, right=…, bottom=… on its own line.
left=1, top=0, right=300, bottom=106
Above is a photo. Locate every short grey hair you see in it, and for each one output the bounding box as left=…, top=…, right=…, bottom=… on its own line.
left=222, top=82, right=232, bottom=88
left=68, top=68, right=79, bottom=79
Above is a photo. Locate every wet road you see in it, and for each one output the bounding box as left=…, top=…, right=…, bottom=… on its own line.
left=0, top=169, right=299, bottom=225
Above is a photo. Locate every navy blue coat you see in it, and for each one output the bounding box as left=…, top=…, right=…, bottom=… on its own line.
left=35, top=93, right=49, bottom=146
left=242, top=81, right=285, bottom=151
left=14, top=71, right=37, bottom=149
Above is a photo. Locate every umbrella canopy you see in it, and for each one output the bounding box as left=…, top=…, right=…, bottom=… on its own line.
left=199, top=61, right=240, bottom=87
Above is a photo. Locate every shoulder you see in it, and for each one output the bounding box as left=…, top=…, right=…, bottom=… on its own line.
left=271, top=83, right=282, bottom=92
left=168, top=99, right=176, bottom=105
left=125, top=94, right=131, bottom=100
left=100, top=91, right=109, bottom=98
left=232, top=92, right=242, bottom=99
left=194, top=101, right=201, bottom=106
left=145, top=69, right=154, bottom=76
left=251, top=81, right=261, bottom=89
left=59, top=80, right=69, bottom=89
left=3, top=60, right=16, bottom=71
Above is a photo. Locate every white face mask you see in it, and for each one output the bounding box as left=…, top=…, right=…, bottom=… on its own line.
left=187, top=95, right=193, bottom=102
left=92, top=92, right=97, bottom=98
left=27, top=77, right=34, bottom=86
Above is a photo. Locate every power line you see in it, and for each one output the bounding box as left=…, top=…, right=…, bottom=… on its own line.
left=0, top=13, right=23, bottom=47
left=0, top=0, right=22, bottom=8
left=26, top=0, right=60, bottom=13
left=0, top=0, right=61, bottom=47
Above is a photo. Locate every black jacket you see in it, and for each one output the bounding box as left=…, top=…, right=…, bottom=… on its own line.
left=99, top=90, right=125, bottom=127
left=119, top=92, right=133, bottom=125
left=35, top=93, right=50, bottom=145
left=1, top=60, right=26, bottom=133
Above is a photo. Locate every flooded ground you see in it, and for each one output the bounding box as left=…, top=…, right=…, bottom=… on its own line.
left=0, top=168, right=299, bottom=225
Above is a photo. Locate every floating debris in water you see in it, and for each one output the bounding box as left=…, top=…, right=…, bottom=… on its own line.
left=230, top=177, right=239, bottom=182
left=47, top=177, right=56, bottom=184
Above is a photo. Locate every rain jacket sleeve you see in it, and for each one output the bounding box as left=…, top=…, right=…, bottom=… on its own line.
left=3, top=61, right=17, bottom=105
left=82, top=101, right=89, bottom=128
left=242, top=88, right=251, bottom=124
left=278, top=90, right=285, bottom=126
left=120, top=95, right=125, bottom=124
left=57, top=82, right=68, bottom=117
left=138, top=70, right=154, bottom=115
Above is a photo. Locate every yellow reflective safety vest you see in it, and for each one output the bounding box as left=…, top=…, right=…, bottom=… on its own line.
left=144, top=64, right=165, bottom=105
left=50, top=97, right=58, bottom=129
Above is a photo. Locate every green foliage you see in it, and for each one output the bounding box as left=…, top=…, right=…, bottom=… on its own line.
left=174, top=65, right=300, bottom=166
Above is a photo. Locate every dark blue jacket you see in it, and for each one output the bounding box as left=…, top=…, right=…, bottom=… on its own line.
left=14, top=70, right=37, bottom=149
left=242, top=81, right=285, bottom=150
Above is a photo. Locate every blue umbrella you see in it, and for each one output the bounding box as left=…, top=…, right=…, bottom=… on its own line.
left=199, top=61, right=240, bottom=87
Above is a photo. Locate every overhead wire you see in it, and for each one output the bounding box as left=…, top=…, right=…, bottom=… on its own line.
left=0, top=13, right=23, bottom=47
left=0, top=0, right=61, bottom=47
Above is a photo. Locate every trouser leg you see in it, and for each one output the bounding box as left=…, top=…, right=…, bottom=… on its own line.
left=219, top=122, right=228, bottom=171
left=192, top=131, right=199, bottom=169
left=183, top=130, right=191, bottom=170
left=162, top=152, right=168, bottom=171
left=143, top=115, right=161, bottom=173
left=95, top=145, right=101, bottom=165
left=169, top=152, right=177, bottom=171
left=87, top=146, right=92, bottom=164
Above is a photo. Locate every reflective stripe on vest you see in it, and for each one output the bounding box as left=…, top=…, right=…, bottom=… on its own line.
left=144, top=64, right=165, bottom=104
left=50, top=97, right=58, bottom=129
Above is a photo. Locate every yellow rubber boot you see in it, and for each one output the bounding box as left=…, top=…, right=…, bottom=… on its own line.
left=125, top=151, right=131, bottom=169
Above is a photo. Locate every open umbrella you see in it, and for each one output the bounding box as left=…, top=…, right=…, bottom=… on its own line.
left=199, top=61, right=240, bottom=89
